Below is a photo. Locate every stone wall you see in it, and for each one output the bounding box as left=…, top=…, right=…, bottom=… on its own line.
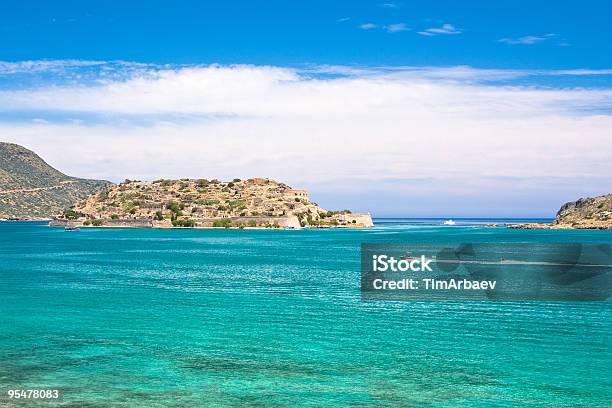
left=283, top=189, right=309, bottom=201
left=48, top=218, right=153, bottom=228
left=192, top=215, right=301, bottom=228
left=335, top=213, right=374, bottom=227
left=103, top=219, right=153, bottom=228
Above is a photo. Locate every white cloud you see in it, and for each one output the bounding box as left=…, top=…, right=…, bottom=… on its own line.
left=418, top=23, right=462, bottom=36
left=0, top=62, right=611, bottom=215
left=337, top=17, right=350, bottom=22
left=499, top=33, right=555, bottom=45
left=359, top=23, right=377, bottom=30
left=0, top=60, right=105, bottom=74
left=385, top=23, right=409, bottom=33
left=549, top=69, right=612, bottom=75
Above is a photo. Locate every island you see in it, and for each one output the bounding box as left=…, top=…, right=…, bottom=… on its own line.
left=508, top=194, right=612, bottom=230
left=49, top=178, right=373, bottom=229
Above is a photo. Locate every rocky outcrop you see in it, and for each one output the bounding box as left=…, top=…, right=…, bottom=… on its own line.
left=554, top=194, right=612, bottom=228
left=508, top=194, right=612, bottom=230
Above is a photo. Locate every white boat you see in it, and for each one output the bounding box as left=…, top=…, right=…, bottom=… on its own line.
left=443, top=219, right=456, bottom=226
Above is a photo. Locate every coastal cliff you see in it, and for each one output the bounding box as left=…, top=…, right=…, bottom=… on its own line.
left=53, top=178, right=373, bottom=229
left=509, top=194, right=612, bottom=230
left=0, top=142, right=111, bottom=219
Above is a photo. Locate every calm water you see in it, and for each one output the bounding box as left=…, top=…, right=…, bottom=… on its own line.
left=0, top=220, right=610, bottom=407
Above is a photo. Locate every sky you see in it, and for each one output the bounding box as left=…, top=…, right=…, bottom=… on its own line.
left=0, top=1, right=611, bottom=217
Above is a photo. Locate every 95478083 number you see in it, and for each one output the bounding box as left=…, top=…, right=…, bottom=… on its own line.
left=6, top=389, right=62, bottom=400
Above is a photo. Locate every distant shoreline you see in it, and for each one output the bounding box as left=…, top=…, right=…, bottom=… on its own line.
left=4, top=217, right=612, bottom=231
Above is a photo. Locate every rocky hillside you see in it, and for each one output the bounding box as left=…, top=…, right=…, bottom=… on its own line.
left=509, top=194, right=612, bottom=230
left=60, top=178, right=372, bottom=228
left=0, top=142, right=111, bottom=219
left=553, top=194, right=612, bottom=229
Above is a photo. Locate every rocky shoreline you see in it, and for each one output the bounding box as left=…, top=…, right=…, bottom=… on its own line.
left=0, top=217, right=51, bottom=221
left=507, top=222, right=611, bottom=230
left=508, top=194, right=611, bottom=230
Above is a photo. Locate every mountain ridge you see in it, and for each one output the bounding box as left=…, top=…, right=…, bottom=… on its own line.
left=0, top=142, right=112, bottom=218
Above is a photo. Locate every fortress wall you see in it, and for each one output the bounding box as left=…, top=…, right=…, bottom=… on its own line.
left=49, top=218, right=154, bottom=228
left=194, top=215, right=301, bottom=228
left=336, top=213, right=374, bottom=227
left=104, top=219, right=153, bottom=228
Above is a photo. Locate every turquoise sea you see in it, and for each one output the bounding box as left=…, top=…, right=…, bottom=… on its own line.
left=0, top=220, right=610, bottom=407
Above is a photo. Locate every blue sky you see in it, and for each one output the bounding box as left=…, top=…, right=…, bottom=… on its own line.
left=0, top=1, right=611, bottom=217
left=2, top=0, right=611, bottom=69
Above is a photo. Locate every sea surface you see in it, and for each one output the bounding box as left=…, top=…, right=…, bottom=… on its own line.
left=0, top=220, right=610, bottom=407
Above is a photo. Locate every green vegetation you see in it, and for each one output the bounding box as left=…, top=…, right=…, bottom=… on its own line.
left=122, top=200, right=138, bottom=214
left=110, top=214, right=119, bottom=220
left=154, top=179, right=173, bottom=187
left=196, top=199, right=218, bottom=205
left=165, top=201, right=182, bottom=214
left=212, top=219, right=233, bottom=228
left=154, top=210, right=164, bottom=221
left=90, top=219, right=103, bottom=226
left=63, top=209, right=80, bottom=219
left=172, top=218, right=197, bottom=227
left=247, top=220, right=257, bottom=227
left=320, top=209, right=352, bottom=218
left=227, top=199, right=246, bottom=211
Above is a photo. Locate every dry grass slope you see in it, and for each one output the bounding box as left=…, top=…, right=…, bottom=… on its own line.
left=0, top=142, right=112, bottom=218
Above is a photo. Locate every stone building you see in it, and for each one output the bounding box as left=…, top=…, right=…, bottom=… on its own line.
left=284, top=189, right=309, bottom=201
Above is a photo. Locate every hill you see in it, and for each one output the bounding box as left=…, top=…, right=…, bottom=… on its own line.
left=554, top=194, right=612, bottom=229
left=0, top=142, right=112, bottom=219
left=55, top=178, right=373, bottom=228
left=509, top=194, right=612, bottom=230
